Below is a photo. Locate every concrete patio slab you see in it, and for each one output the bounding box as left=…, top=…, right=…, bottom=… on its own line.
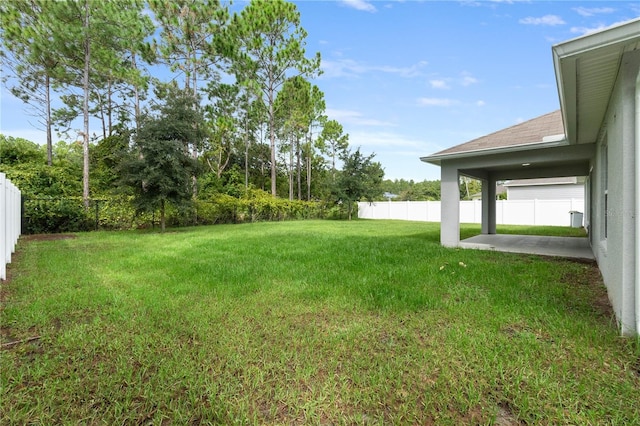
left=460, top=234, right=594, bottom=260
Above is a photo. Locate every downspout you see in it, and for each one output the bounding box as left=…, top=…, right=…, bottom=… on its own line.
left=635, top=68, right=640, bottom=335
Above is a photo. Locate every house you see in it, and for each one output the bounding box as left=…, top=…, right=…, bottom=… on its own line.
left=503, top=177, right=584, bottom=201
left=421, top=19, right=640, bottom=336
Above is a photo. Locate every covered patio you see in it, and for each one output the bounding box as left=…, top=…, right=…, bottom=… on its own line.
left=421, top=110, right=595, bottom=259
left=461, top=234, right=593, bottom=260
left=422, top=18, right=640, bottom=336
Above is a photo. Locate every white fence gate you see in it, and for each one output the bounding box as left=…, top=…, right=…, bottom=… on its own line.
left=1, top=173, right=21, bottom=280
left=358, top=199, right=585, bottom=227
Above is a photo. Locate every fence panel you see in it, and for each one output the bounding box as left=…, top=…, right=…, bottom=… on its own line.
left=358, top=199, right=584, bottom=227
left=1, top=173, right=22, bottom=280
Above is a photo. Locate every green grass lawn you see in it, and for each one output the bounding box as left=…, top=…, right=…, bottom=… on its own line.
left=1, top=220, right=638, bottom=424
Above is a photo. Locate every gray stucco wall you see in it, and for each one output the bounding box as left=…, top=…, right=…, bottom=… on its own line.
left=591, top=50, right=639, bottom=335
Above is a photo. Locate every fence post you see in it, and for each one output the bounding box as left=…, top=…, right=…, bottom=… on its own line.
left=1, top=173, right=6, bottom=280
left=8, top=180, right=17, bottom=257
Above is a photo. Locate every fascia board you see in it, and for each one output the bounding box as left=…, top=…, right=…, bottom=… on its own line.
left=553, top=49, right=574, bottom=144
left=420, top=140, right=568, bottom=166
left=552, top=18, right=640, bottom=59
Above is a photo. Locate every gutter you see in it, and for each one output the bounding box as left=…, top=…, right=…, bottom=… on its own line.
left=635, top=68, right=640, bottom=335
left=552, top=18, right=640, bottom=59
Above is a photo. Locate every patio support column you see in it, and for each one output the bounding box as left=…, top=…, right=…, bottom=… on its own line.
left=481, top=176, right=497, bottom=235
left=441, top=164, right=460, bottom=247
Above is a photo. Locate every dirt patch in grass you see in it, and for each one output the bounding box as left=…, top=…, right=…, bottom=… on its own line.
left=0, top=326, right=18, bottom=345
left=559, top=262, right=614, bottom=320
left=501, top=322, right=554, bottom=343
left=495, top=401, right=523, bottom=426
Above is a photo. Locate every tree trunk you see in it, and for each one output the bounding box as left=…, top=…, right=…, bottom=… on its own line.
left=288, top=138, right=293, bottom=201
left=269, top=84, right=276, bottom=197
left=82, top=0, right=91, bottom=209
left=107, top=79, right=113, bottom=137
left=296, top=137, right=301, bottom=200
left=331, top=146, right=336, bottom=181
left=244, top=131, right=249, bottom=189
left=96, top=90, right=106, bottom=140
left=45, top=74, right=52, bottom=166
left=132, top=54, right=141, bottom=133
left=307, top=154, right=311, bottom=201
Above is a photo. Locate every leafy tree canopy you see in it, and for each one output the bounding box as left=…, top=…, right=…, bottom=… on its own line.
left=334, top=148, right=384, bottom=220
left=120, top=88, right=205, bottom=231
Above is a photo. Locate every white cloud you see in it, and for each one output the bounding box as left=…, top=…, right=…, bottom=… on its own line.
left=417, top=98, right=459, bottom=107
left=570, top=24, right=607, bottom=35
left=339, top=0, right=377, bottom=13
left=427, top=72, right=478, bottom=89
left=462, top=0, right=535, bottom=10
left=429, top=79, right=450, bottom=89
left=573, top=7, right=615, bottom=17
left=570, top=20, right=630, bottom=36
left=326, top=108, right=396, bottom=127
left=416, top=97, right=485, bottom=108
left=348, top=131, right=433, bottom=150
left=460, top=73, right=478, bottom=86
left=320, top=58, right=364, bottom=78
left=320, top=58, right=428, bottom=79
left=376, top=61, right=429, bottom=77
left=519, top=15, right=566, bottom=26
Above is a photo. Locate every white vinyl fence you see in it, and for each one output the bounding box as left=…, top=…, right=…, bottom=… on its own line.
left=1, top=173, right=21, bottom=280
left=358, top=199, right=585, bottom=227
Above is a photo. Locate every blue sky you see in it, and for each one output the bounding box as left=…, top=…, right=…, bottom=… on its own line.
left=1, top=0, right=639, bottom=181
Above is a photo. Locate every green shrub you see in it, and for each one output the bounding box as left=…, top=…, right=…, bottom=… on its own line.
left=23, top=198, right=92, bottom=234
left=20, top=189, right=330, bottom=234
left=95, top=196, right=155, bottom=230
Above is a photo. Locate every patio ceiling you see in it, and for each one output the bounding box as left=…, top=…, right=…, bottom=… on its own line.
left=450, top=143, right=594, bottom=182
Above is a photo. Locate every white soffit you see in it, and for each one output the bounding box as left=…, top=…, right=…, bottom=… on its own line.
left=553, top=18, right=640, bottom=145
left=576, top=48, right=624, bottom=145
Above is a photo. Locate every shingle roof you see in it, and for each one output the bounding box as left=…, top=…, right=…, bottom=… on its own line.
left=429, top=110, right=565, bottom=157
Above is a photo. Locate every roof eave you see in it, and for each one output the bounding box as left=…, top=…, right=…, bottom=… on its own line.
left=552, top=18, right=640, bottom=58
left=552, top=18, right=640, bottom=145
left=420, top=139, right=568, bottom=167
